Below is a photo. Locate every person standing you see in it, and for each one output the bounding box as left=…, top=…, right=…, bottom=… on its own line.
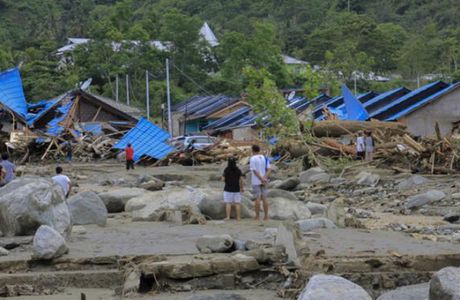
left=0, top=153, right=15, bottom=184
left=125, top=143, right=135, bottom=170
left=221, top=157, right=244, bottom=221
left=52, top=166, right=71, bottom=198
left=365, top=131, right=375, bottom=161
left=356, top=131, right=365, bottom=160
left=250, top=145, right=271, bottom=221
left=64, top=142, right=72, bottom=163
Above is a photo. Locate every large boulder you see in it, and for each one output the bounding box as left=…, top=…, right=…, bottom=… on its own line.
left=0, top=177, right=72, bottom=237
left=405, top=190, right=446, bottom=209
left=355, top=171, right=380, bottom=187
left=429, top=267, right=460, bottom=300
left=306, top=202, right=327, bottom=215
left=397, top=175, right=429, bottom=191
left=377, top=283, right=429, bottom=300
left=32, top=225, right=68, bottom=260
left=298, top=274, right=372, bottom=300
left=269, top=197, right=311, bottom=220
left=296, top=218, right=336, bottom=232
left=67, top=191, right=108, bottom=226
left=196, top=234, right=234, bottom=253
left=299, top=167, right=330, bottom=184
left=267, top=189, right=298, bottom=201
left=274, top=177, right=300, bottom=191
left=98, top=188, right=145, bottom=213
left=128, top=188, right=205, bottom=224
left=197, top=189, right=254, bottom=220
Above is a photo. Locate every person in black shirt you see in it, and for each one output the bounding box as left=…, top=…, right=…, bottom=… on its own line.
left=221, top=157, right=244, bottom=221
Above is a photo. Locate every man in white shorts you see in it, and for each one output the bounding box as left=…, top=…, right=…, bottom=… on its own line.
left=250, top=145, right=271, bottom=221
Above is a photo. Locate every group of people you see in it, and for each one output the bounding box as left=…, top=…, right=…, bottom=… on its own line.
left=356, top=130, right=374, bottom=161
left=221, top=145, right=271, bottom=222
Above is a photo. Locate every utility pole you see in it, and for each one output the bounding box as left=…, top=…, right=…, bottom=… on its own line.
left=115, top=75, right=119, bottom=102
left=166, top=58, right=172, bottom=136
left=145, top=70, right=150, bottom=120
left=354, top=72, right=357, bottom=95
left=126, top=74, right=130, bottom=106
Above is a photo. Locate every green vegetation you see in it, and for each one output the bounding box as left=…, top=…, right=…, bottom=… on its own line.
left=1, top=0, right=460, bottom=118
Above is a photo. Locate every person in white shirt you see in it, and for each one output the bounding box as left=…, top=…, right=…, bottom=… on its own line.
left=250, top=144, right=271, bottom=221
left=52, top=166, right=71, bottom=198
left=356, top=131, right=365, bottom=160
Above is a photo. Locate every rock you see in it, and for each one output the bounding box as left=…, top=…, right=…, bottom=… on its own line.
left=67, top=191, right=108, bottom=226
left=274, top=177, right=300, bottom=190
left=137, top=174, right=154, bottom=184
left=264, top=228, right=278, bottom=239
left=296, top=218, right=336, bottom=232
left=128, top=188, right=205, bottom=224
left=71, top=226, right=87, bottom=235
left=269, top=197, right=311, bottom=220
left=443, top=212, right=460, bottom=224
left=299, top=167, right=330, bottom=184
left=275, top=223, right=303, bottom=267
left=405, top=190, right=446, bottom=209
left=123, top=270, right=140, bottom=296
left=452, top=193, right=460, bottom=200
left=98, top=188, right=145, bottom=213
left=306, top=202, right=327, bottom=215
left=0, top=177, right=72, bottom=237
left=451, top=233, right=460, bottom=243
left=188, top=294, right=247, bottom=300
left=0, top=246, right=8, bottom=256
left=326, top=198, right=346, bottom=227
left=298, top=274, right=372, bottom=300
left=197, top=188, right=254, bottom=220
left=139, top=179, right=164, bottom=191
left=32, top=225, right=68, bottom=260
left=429, top=267, right=460, bottom=299
left=355, top=171, right=380, bottom=187
left=267, top=189, right=298, bottom=201
left=196, top=234, right=234, bottom=253
left=377, top=283, right=429, bottom=300
left=397, top=175, right=429, bottom=190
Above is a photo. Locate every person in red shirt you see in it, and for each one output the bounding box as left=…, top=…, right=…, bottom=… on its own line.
left=125, top=143, right=135, bottom=170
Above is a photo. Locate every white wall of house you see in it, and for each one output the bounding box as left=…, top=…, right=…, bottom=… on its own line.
left=399, top=87, right=460, bottom=137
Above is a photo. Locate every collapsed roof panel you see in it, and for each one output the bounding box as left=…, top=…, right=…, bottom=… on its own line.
left=113, top=118, right=173, bottom=161
left=0, top=68, right=28, bottom=119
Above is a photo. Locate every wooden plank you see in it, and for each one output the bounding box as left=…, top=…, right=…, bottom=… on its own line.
left=91, top=106, right=102, bottom=122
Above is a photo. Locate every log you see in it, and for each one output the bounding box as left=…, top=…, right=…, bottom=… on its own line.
left=322, top=138, right=356, bottom=156
left=311, top=120, right=407, bottom=137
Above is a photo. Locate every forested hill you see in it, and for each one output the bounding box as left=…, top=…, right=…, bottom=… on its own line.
left=0, top=0, right=459, bottom=116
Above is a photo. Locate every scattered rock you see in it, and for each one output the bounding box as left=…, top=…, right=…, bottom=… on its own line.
left=275, top=223, right=303, bottom=267
left=443, top=212, right=460, bottom=224
left=71, top=226, right=87, bottom=235
left=377, top=282, right=429, bottom=300
left=67, top=191, right=108, bottom=226
left=451, top=233, right=460, bottom=243
left=269, top=197, right=311, bottom=220
left=196, top=234, right=234, bottom=253
left=429, top=267, right=460, bottom=299
left=139, top=179, right=164, bottom=191
left=397, top=175, right=429, bottom=190
left=197, top=188, right=254, bottom=220
left=274, top=177, right=300, bottom=190
left=0, top=177, right=72, bottom=237
left=299, top=167, right=330, bottom=184
left=32, top=225, right=68, bottom=260
left=405, top=190, right=446, bottom=209
left=188, top=294, right=247, bottom=300
left=267, top=189, right=298, bottom=201
left=306, top=202, right=327, bottom=215
left=298, top=274, right=372, bottom=300
left=355, top=171, right=380, bottom=187
left=0, top=246, right=8, bottom=256
left=98, top=188, right=145, bottom=213
left=326, top=198, right=346, bottom=227
left=264, top=228, right=278, bottom=239
left=296, top=218, right=336, bottom=232
left=452, top=193, right=460, bottom=200
left=123, top=270, right=141, bottom=296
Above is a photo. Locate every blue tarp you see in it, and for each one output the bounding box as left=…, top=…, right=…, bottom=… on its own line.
left=341, top=85, right=369, bottom=121
left=81, top=123, right=103, bottom=135
left=0, top=68, right=28, bottom=118
left=113, top=118, right=173, bottom=161
left=46, top=101, right=73, bottom=136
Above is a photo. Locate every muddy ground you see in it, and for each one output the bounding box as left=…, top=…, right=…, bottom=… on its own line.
left=2, top=160, right=460, bottom=299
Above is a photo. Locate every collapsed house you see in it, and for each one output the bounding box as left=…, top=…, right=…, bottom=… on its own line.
left=0, top=67, right=172, bottom=162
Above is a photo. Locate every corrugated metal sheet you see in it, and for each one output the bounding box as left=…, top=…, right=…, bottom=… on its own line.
left=370, top=81, right=450, bottom=120
left=113, top=118, right=173, bottom=161
left=0, top=68, right=28, bottom=118
left=364, top=87, right=411, bottom=114
left=204, top=106, right=251, bottom=130
left=173, top=95, right=239, bottom=119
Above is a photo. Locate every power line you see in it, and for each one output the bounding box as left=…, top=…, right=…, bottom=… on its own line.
left=171, top=62, right=213, bottom=96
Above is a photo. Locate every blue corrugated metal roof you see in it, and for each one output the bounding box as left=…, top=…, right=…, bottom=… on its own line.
left=370, top=81, right=449, bottom=120
left=113, top=118, right=173, bottom=161
left=173, top=95, right=239, bottom=119
left=0, top=68, right=27, bottom=118
left=363, top=87, right=411, bottom=114
left=204, top=106, right=251, bottom=130
left=384, top=83, right=460, bottom=121
left=81, top=123, right=103, bottom=135
left=46, top=101, right=74, bottom=136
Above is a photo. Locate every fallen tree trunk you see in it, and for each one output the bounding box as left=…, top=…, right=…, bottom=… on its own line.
left=322, top=138, right=356, bottom=156
left=311, top=120, right=407, bottom=137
